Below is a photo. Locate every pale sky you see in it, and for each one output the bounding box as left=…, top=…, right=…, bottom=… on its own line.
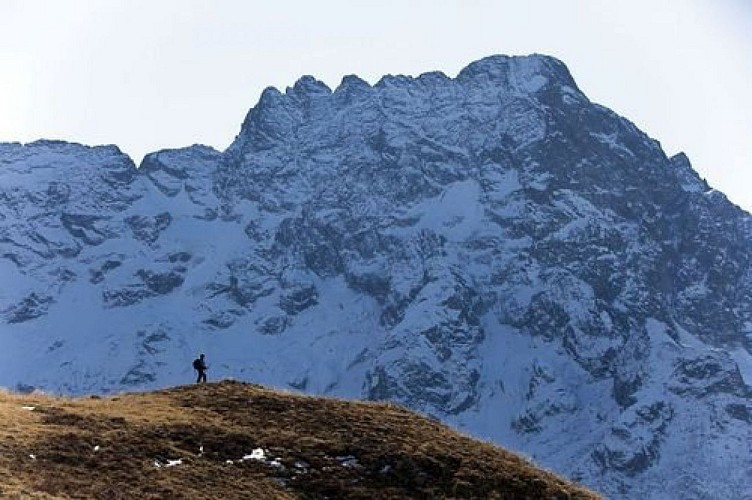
left=1, top=1, right=750, bottom=210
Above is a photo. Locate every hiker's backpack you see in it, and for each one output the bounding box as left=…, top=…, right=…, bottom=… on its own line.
left=193, top=358, right=202, bottom=370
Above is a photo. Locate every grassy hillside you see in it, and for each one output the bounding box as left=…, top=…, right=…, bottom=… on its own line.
left=0, top=380, right=598, bottom=499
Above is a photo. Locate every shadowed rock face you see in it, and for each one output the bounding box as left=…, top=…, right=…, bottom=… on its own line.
left=1, top=55, right=751, bottom=499
left=4, top=292, right=54, bottom=323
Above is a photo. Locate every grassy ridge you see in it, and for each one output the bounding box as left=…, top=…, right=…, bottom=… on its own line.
left=0, top=381, right=599, bottom=499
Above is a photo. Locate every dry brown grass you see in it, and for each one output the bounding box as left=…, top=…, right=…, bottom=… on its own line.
left=0, top=381, right=599, bottom=499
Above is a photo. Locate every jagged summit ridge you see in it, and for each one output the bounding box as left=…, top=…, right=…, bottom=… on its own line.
left=255, top=53, right=576, bottom=97
left=230, top=54, right=585, bottom=156
left=1, top=54, right=751, bottom=499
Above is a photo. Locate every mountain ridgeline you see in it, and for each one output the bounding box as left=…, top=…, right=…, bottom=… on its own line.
left=1, top=55, right=750, bottom=498
left=0, top=380, right=598, bottom=499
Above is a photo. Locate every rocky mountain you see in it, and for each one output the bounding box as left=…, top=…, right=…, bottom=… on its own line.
left=1, top=55, right=750, bottom=498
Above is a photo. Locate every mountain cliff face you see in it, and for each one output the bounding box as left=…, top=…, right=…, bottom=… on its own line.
left=1, top=55, right=750, bottom=498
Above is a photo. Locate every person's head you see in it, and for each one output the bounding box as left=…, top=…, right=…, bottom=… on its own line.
left=199, top=353, right=205, bottom=360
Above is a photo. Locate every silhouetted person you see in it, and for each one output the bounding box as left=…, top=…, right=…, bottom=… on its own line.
left=193, top=354, right=207, bottom=383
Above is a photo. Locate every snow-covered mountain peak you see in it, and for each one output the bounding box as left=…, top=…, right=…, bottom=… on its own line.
left=336, top=73, right=371, bottom=92
left=0, top=140, right=140, bottom=214
left=2, top=54, right=750, bottom=499
left=289, top=75, right=332, bottom=97
left=231, top=54, right=585, bottom=159
left=1, top=139, right=134, bottom=171
left=456, top=53, right=579, bottom=93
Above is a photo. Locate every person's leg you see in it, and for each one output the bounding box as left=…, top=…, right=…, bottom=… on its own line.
left=196, top=371, right=201, bottom=384
left=200, top=371, right=207, bottom=383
